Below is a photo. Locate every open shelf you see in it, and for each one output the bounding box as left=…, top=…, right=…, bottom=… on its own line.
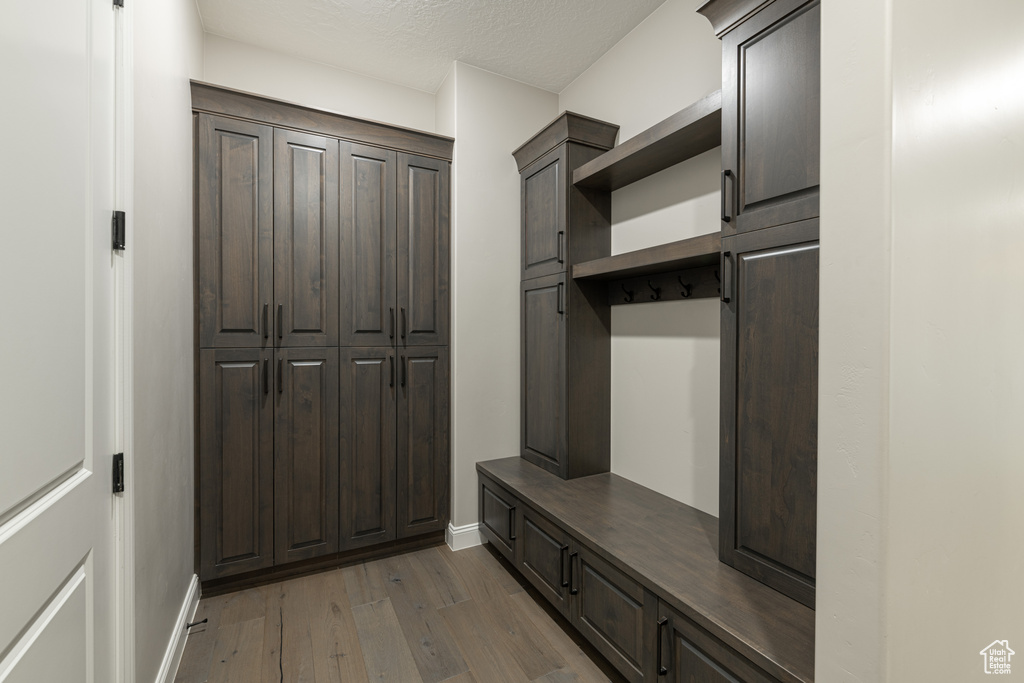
left=572, top=90, right=722, bottom=192
left=573, top=231, right=721, bottom=281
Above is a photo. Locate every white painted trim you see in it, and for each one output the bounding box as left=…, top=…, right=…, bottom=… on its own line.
left=446, top=522, right=483, bottom=551
left=155, top=574, right=200, bottom=683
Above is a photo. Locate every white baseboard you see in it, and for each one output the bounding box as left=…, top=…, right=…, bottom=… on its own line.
left=446, top=522, right=484, bottom=551
left=156, top=573, right=200, bottom=683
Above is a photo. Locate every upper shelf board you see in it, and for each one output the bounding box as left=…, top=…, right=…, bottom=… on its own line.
left=572, top=90, right=722, bottom=192
left=573, top=231, right=722, bottom=281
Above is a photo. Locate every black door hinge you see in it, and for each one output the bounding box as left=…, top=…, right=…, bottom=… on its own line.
left=114, top=0, right=124, bottom=8
left=113, top=453, right=125, bottom=493
left=112, top=211, right=126, bottom=251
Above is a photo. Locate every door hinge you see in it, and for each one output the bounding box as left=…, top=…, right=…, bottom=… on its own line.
left=113, top=453, right=125, bottom=493
left=112, top=210, right=126, bottom=251
left=113, top=0, right=124, bottom=8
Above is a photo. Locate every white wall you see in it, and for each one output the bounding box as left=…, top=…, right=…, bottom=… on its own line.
left=818, top=0, right=1024, bottom=680
left=444, top=63, right=558, bottom=527
left=132, top=1, right=204, bottom=681
left=558, top=0, right=722, bottom=514
left=203, top=34, right=436, bottom=133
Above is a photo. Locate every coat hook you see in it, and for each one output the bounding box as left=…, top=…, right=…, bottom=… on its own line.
left=648, top=280, right=661, bottom=301
left=678, top=277, right=692, bottom=299
left=621, top=284, right=635, bottom=303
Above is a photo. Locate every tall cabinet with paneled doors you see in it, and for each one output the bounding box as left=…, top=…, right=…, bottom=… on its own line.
left=193, top=82, right=451, bottom=589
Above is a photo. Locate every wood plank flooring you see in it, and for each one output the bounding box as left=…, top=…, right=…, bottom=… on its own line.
left=176, top=544, right=626, bottom=683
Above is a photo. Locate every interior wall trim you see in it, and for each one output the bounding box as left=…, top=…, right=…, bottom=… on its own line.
left=446, top=522, right=483, bottom=551
left=157, top=574, right=200, bottom=683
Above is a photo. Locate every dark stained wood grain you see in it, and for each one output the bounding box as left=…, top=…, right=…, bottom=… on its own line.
left=572, top=232, right=721, bottom=281
left=339, top=142, right=397, bottom=347
left=191, top=81, right=453, bottom=161
left=521, top=274, right=567, bottom=475
left=477, top=457, right=815, bottom=683
left=572, top=91, right=722, bottom=192
left=521, top=146, right=566, bottom=280
left=479, top=474, right=517, bottom=563
left=274, top=348, right=340, bottom=564
left=697, top=0, right=775, bottom=37
left=397, top=154, right=450, bottom=346
left=198, top=349, right=275, bottom=581
left=197, top=114, right=273, bottom=349
left=512, top=112, right=619, bottom=172
left=516, top=506, right=572, bottom=619
left=396, top=347, right=450, bottom=538
left=338, top=348, right=397, bottom=551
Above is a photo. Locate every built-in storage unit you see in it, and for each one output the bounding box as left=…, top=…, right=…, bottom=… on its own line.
left=193, top=82, right=452, bottom=590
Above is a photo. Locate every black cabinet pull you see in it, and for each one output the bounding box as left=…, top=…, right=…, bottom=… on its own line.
left=508, top=506, right=516, bottom=541
left=721, top=169, right=733, bottom=223
left=401, top=307, right=407, bottom=340
left=389, top=355, right=394, bottom=388
left=557, top=283, right=564, bottom=315
left=262, top=303, right=268, bottom=339
left=557, top=231, right=564, bottom=264
left=569, top=551, right=579, bottom=595
left=389, top=307, right=395, bottom=340
left=721, top=251, right=733, bottom=303
left=277, top=358, right=283, bottom=394
left=560, top=545, right=570, bottom=588
left=401, top=355, right=407, bottom=387
left=657, top=616, right=669, bottom=676
left=262, top=358, right=268, bottom=395
left=277, top=304, right=283, bottom=340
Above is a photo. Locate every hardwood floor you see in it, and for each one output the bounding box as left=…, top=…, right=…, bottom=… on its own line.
left=175, top=543, right=626, bottom=683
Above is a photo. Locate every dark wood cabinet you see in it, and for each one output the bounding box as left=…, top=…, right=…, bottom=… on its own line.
left=521, top=145, right=566, bottom=280
left=197, top=115, right=273, bottom=350
left=396, top=347, right=450, bottom=537
left=198, top=348, right=275, bottom=579
left=517, top=505, right=572, bottom=618
left=338, top=347, right=396, bottom=551
left=274, top=347, right=340, bottom=564
left=719, top=0, right=820, bottom=236
left=720, top=220, right=819, bottom=608
left=339, top=143, right=397, bottom=347
left=479, top=475, right=517, bottom=563
left=398, top=154, right=450, bottom=346
left=521, top=273, right=567, bottom=472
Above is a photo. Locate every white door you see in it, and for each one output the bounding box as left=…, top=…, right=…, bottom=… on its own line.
left=0, top=0, right=121, bottom=681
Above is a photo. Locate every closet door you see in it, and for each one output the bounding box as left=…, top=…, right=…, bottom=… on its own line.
left=338, top=347, right=397, bottom=551
left=274, top=129, right=339, bottom=347
left=521, top=273, right=567, bottom=476
left=274, top=347, right=340, bottom=564
left=197, top=115, right=273, bottom=349
left=520, top=145, right=567, bottom=280
left=397, top=153, right=450, bottom=346
left=339, top=143, right=397, bottom=347
left=396, top=347, right=450, bottom=538
left=720, top=0, right=820, bottom=236
left=198, top=348, right=275, bottom=580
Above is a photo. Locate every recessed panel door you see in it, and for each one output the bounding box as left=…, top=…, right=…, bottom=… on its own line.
left=521, top=146, right=567, bottom=280
left=521, top=273, right=567, bottom=476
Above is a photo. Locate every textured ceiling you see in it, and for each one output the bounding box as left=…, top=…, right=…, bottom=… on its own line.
left=196, top=0, right=669, bottom=93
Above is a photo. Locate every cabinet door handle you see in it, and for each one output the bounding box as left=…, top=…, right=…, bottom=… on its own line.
left=389, top=355, right=394, bottom=388
left=262, top=303, right=269, bottom=340
left=721, top=170, right=733, bottom=223
left=277, top=358, right=283, bottom=394
left=389, top=307, right=395, bottom=340
left=569, top=551, right=579, bottom=595
left=557, top=282, right=564, bottom=315
left=401, top=307, right=407, bottom=340
left=401, top=355, right=407, bottom=387
left=721, top=251, right=733, bottom=303
left=277, top=304, right=283, bottom=340
left=262, top=358, right=269, bottom=395
left=657, top=616, right=669, bottom=676
left=560, top=545, right=570, bottom=588
left=557, top=231, right=565, bottom=264
left=508, top=506, right=516, bottom=541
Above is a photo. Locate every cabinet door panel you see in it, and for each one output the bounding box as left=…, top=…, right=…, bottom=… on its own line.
left=274, top=348, right=339, bottom=563
left=339, top=347, right=397, bottom=550
left=274, top=129, right=339, bottom=346
left=521, top=274, right=567, bottom=476
left=658, top=602, right=776, bottom=683
left=574, top=547, right=647, bottom=682
left=720, top=222, right=818, bottom=607
left=197, top=115, right=273, bottom=349
left=479, top=476, right=516, bottom=562
left=398, top=154, right=450, bottom=346
left=517, top=506, right=570, bottom=617
left=722, top=0, right=820, bottom=235
left=397, top=347, right=449, bottom=537
left=340, top=143, right=397, bottom=347
left=198, top=349, right=274, bottom=580
left=521, top=146, right=566, bottom=280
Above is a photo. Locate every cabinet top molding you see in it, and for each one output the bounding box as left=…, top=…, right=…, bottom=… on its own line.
left=697, top=0, right=776, bottom=37
left=190, top=80, right=454, bottom=161
left=512, top=111, right=619, bottom=172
